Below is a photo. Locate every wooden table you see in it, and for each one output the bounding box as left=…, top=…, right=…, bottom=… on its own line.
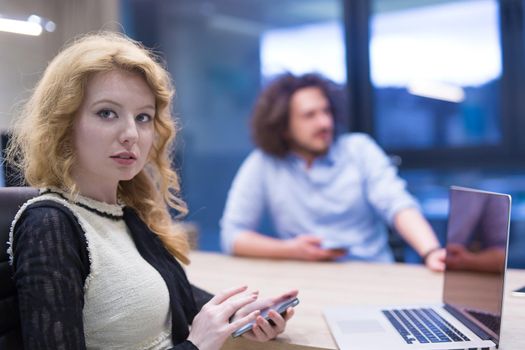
left=185, top=251, right=525, bottom=350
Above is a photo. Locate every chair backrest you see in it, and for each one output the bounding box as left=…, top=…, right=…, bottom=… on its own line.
left=0, top=187, right=38, bottom=350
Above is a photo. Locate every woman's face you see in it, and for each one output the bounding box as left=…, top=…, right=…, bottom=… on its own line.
left=72, top=69, right=156, bottom=192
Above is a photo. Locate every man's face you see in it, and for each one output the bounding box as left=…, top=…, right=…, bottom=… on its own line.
left=287, top=87, right=334, bottom=159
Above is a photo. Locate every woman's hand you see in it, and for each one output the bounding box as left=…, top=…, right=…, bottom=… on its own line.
left=187, top=285, right=260, bottom=350
left=233, top=289, right=299, bottom=342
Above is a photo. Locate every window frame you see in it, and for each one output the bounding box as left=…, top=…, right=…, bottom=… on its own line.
left=344, top=0, right=525, bottom=169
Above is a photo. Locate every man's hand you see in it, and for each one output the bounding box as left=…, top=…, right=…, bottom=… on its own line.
left=425, top=248, right=446, bottom=272
left=284, top=235, right=347, bottom=261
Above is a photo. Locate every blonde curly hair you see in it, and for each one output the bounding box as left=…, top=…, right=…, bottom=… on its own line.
left=7, top=31, right=191, bottom=264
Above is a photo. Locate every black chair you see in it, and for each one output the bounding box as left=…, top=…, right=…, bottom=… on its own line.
left=0, top=187, right=38, bottom=350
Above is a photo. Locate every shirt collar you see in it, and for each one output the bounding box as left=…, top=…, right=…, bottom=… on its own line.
left=286, top=141, right=337, bottom=168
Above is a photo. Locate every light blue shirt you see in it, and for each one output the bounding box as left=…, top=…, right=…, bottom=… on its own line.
left=220, top=133, right=419, bottom=262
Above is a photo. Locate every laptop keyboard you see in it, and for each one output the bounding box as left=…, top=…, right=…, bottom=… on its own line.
left=382, top=308, right=470, bottom=345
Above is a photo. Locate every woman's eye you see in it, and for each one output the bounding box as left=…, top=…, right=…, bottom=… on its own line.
left=304, top=112, right=316, bottom=119
left=136, top=113, right=153, bottom=123
left=97, top=109, right=117, bottom=119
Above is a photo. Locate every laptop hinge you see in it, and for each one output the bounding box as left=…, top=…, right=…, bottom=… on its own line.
left=444, top=304, right=495, bottom=343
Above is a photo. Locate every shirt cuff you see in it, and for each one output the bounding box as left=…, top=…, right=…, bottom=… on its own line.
left=172, top=340, right=200, bottom=350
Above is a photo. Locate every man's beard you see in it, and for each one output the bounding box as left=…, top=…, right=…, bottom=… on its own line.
left=290, top=130, right=333, bottom=158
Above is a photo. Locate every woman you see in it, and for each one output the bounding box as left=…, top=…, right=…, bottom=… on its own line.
left=7, top=32, right=296, bottom=350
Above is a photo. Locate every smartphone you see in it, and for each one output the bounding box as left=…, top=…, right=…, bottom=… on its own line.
left=231, top=297, right=299, bottom=338
left=321, top=241, right=349, bottom=252
left=512, top=286, right=525, bottom=297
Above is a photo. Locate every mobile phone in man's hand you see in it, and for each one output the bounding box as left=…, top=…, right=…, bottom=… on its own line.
left=321, top=241, right=349, bottom=254
left=512, top=286, right=525, bottom=297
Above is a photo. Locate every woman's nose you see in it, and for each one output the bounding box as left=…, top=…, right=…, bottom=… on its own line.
left=119, top=117, right=139, bottom=145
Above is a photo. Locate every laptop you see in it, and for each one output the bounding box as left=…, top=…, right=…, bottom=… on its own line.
left=324, top=186, right=511, bottom=350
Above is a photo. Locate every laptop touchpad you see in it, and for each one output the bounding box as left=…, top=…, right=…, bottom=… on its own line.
left=337, top=319, right=385, bottom=334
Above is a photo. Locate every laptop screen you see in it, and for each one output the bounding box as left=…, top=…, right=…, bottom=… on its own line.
left=442, top=186, right=511, bottom=343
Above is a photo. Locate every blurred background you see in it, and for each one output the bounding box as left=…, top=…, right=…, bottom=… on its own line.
left=1, top=0, right=525, bottom=268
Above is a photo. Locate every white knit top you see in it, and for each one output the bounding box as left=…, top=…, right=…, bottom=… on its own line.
left=9, top=190, right=174, bottom=350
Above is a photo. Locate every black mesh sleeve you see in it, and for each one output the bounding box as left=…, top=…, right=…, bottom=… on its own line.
left=171, top=340, right=200, bottom=349
left=11, top=205, right=90, bottom=350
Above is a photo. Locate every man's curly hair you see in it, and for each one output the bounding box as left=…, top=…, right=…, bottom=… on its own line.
left=251, top=72, right=341, bottom=157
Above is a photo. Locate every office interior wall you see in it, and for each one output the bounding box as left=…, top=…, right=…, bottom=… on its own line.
left=159, top=8, right=263, bottom=250
left=0, top=0, right=120, bottom=131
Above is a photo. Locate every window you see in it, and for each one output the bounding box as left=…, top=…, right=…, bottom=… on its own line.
left=370, top=0, right=502, bottom=150
left=261, top=21, right=346, bottom=83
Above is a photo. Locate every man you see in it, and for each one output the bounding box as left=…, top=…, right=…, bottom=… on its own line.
left=220, top=73, right=445, bottom=271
